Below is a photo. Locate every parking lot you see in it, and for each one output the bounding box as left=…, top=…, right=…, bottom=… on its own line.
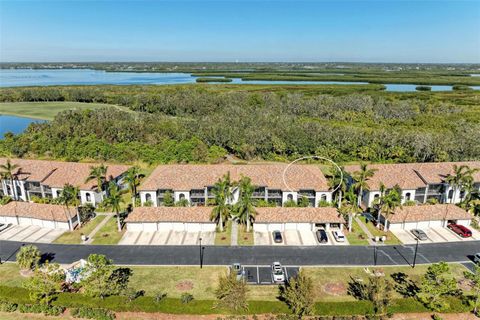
left=243, top=265, right=300, bottom=285
left=119, top=230, right=215, bottom=245
left=254, top=229, right=349, bottom=246
left=0, top=224, right=64, bottom=243
left=392, top=227, right=480, bottom=244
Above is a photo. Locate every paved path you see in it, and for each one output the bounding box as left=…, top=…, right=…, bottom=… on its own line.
left=84, top=214, right=113, bottom=244
left=231, top=221, right=238, bottom=246
left=354, top=216, right=375, bottom=245
left=1, top=239, right=478, bottom=266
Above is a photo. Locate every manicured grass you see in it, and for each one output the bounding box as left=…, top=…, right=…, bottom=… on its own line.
left=0, top=102, right=128, bottom=120
left=237, top=225, right=254, bottom=246
left=214, top=221, right=231, bottom=246
left=128, top=266, right=226, bottom=299
left=90, top=216, right=125, bottom=245
left=53, top=216, right=106, bottom=244
left=345, top=218, right=369, bottom=245
left=0, top=263, right=25, bottom=288
left=359, top=215, right=401, bottom=245
left=303, top=263, right=468, bottom=302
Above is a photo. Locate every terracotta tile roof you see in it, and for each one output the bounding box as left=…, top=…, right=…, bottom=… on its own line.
left=0, top=158, right=129, bottom=190
left=388, top=204, right=471, bottom=223
left=344, top=161, right=480, bottom=190
left=125, top=206, right=213, bottom=223
left=0, top=201, right=76, bottom=222
left=139, top=164, right=329, bottom=192
left=255, top=207, right=344, bottom=223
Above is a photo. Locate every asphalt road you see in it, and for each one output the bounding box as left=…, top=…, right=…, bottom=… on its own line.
left=1, top=240, right=479, bottom=266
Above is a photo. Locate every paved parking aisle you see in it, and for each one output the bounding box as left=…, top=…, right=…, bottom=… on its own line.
left=118, top=231, right=141, bottom=245
left=183, top=232, right=200, bottom=245
left=470, top=229, right=480, bottom=241
left=244, top=265, right=300, bottom=285
left=392, top=229, right=424, bottom=244
left=434, top=227, right=469, bottom=242
left=0, top=225, right=65, bottom=243
left=150, top=231, right=170, bottom=245
left=425, top=229, right=447, bottom=243
left=136, top=231, right=155, bottom=245
left=0, top=225, right=25, bottom=240
left=199, top=231, right=215, bottom=245
left=166, top=231, right=186, bottom=245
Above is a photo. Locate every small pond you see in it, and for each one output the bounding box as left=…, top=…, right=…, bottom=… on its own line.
left=0, top=115, right=46, bottom=136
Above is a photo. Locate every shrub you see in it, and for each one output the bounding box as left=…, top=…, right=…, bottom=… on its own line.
left=181, top=293, right=194, bottom=304
left=16, top=245, right=41, bottom=270
left=154, top=291, right=167, bottom=302
left=0, top=300, right=18, bottom=312
left=18, top=303, right=64, bottom=316
left=71, top=307, right=115, bottom=320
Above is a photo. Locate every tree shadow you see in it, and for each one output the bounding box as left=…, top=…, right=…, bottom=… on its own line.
left=347, top=276, right=368, bottom=300
left=390, top=272, right=419, bottom=297
left=40, top=252, right=55, bottom=264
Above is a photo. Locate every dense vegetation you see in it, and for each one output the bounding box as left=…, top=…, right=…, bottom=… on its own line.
left=0, top=85, right=479, bottom=164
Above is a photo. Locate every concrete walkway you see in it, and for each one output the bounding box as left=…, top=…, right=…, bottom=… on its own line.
left=231, top=221, right=238, bottom=246
left=84, top=214, right=113, bottom=244
left=354, top=216, right=375, bottom=245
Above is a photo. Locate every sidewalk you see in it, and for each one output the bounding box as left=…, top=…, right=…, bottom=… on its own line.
left=83, top=213, right=113, bottom=244
left=354, top=216, right=375, bottom=245
left=231, top=221, right=238, bottom=246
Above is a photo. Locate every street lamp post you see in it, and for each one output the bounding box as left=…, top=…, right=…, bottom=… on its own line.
left=412, top=238, right=419, bottom=268
left=199, top=237, right=205, bottom=269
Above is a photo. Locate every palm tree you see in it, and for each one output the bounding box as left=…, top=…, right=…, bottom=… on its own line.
left=58, top=183, right=80, bottom=231
left=378, top=186, right=402, bottom=231
left=104, top=181, right=127, bottom=231
left=0, top=159, right=20, bottom=200
left=85, top=164, right=108, bottom=199
left=352, top=164, right=377, bottom=208
left=326, top=166, right=349, bottom=208
left=233, top=176, right=257, bottom=232
left=210, top=172, right=233, bottom=232
left=445, top=165, right=478, bottom=204
left=339, top=185, right=362, bottom=232
left=124, top=166, right=144, bottom=207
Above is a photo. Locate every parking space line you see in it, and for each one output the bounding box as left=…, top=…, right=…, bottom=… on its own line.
left=256, top=266, right=260, bottom=284
left=430, top=228, right=449, bottom=241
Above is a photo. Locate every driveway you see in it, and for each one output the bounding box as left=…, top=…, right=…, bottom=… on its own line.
left=119, top=230, right=215, bottom=245
left=254, top=231, right=271, bottom=245
left=393, top=227, right=480, bottom=245
left=0, top=225, right=64, bottom=243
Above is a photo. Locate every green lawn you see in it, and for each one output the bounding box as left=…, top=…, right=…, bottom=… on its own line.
left=358, top=215, right=401, bottom=245
left=53, top=216, right=106, bottom=244
left=214, top=220, right=232, bottom=245
left=0, top=263, right=25, bottom=288
left=91, top=216, right=125, bottom=245
left=238, top=224, right=254, bottom=246
left=128, top=266, right=227, bottom=299
left=303, top=263, right=469, bottom=302
left=345, top=218, right=369, bottom=245
left=0, top=101, right=129, bottom=120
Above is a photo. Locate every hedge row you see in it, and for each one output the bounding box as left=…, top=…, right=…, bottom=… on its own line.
left=0, top=286, right=471, bottom=316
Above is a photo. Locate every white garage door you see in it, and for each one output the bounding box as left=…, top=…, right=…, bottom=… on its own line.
left=416, top=221, right=430, bottom=229
left=253, top=223, right=268, bottom=232
left=267, top=223, right=284, bottom=232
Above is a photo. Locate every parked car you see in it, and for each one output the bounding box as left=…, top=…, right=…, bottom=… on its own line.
left=271, top=262, right=285, bottom=283
left=231, top=263, right=245, bottom=281
left=316, top=229, right=328, bottom=243
left=272, top=230, right=283, bottom=243
left=410, top=229, right=428, bottom=241
left=474, top=253, right=480, bottom=265
left=447, top=224, right=472, bottom=238
left=332, top=230, right=345, bottom=242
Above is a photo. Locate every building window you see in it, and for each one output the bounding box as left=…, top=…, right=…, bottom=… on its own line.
left=321, top=194, right=327, bottom=201
left=287, top=194, right=293, bottom=201
left=86, top=193, right=91, bottom=202
left=374, top=194, right=380, bottom=200
left=179, top=193, right=186, bottom=200
left=16, top=186, right=22, bottom=197
left=405, top=193, right=411, bottom=201
left=57, top=190, right=61, bottom=197
left=448, top=190, right=453, bottom=199
left=145, top=193, right=152, bottom=202
left=460, top=190, right=465, bottom=199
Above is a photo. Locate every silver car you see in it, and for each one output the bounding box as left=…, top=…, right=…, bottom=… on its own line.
left=410, top=229, right=428, bottom=241
left=231, top=263, right=245, bottom=281
left=271, top=262, right=285, bottom=283
left=474, top=253, right=480, bottom=265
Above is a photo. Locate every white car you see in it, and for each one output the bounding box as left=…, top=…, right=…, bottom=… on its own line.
left=474, top=253, right=480, bottom=265
left=332, top=230, right=346, bottom=242
left=271, top=262, right=285, bottom=283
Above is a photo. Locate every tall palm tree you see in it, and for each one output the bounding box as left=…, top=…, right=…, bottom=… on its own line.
left=59, top=183, right=80, bottom=231
left=124, top=166, right=144, bottom=207
left=445, top=165, right=468, bottom=204
left=104, top=181, right=127, bottom=232
left=233, top=176, right=257, bottom=232
left=85, top=164, right=108, bottom=199
left=352, top=164, right=377, bottom=208
left=339, top=185, right=362, bottom=232
left=0, top=159, right=20, bottom=200
left=210, top=172, right=233, bottom=232
left=326, top=166, right=349, bottom=208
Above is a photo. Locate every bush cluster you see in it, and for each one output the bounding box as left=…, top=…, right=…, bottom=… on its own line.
left=71, top=307, right=115, bottom=320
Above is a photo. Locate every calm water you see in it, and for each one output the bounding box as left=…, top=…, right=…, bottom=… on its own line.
left=0, top=69, right=479, bottom=92
left=0, top=115, right=45, bottom=136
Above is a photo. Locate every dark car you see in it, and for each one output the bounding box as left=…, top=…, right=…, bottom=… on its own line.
left=272, top=230, right=283, bottom=243
left=448, top=224, right=472, bottom=238
left=316, top=229, right=328, bottom=243
left=410, top=229, right=428, bottom=241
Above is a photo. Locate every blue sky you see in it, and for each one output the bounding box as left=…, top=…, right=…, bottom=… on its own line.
left=1, top=0, right=479, bottom=63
